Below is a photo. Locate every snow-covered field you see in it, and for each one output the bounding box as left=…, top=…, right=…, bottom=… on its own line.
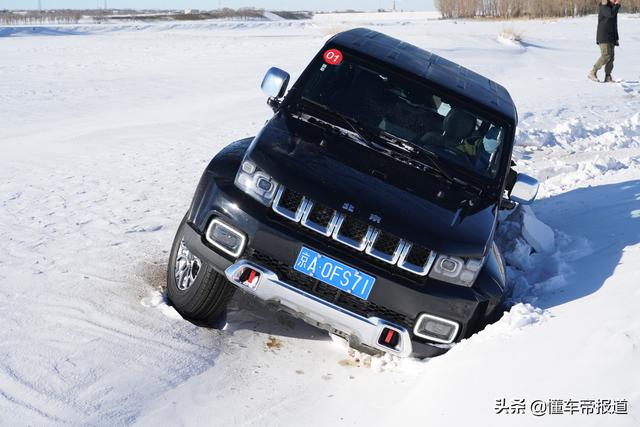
left=1, top=12, right=639, bottom=426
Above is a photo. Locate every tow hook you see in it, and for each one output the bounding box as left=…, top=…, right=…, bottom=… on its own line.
left=235, top=266, right=262, bottom=290
left=378, top=327, right=401, bottom=351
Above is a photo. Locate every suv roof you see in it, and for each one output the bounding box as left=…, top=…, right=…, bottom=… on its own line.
left=329, top=28, right=518, bottom=124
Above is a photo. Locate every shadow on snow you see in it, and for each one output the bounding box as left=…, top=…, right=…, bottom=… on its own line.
left=0, top=27, right=86, bottom=37
left=528, top=179, right=640, bottom=309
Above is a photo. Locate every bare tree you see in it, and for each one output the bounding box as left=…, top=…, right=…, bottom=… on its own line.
left=0, top=10, right=81, bottom=25
left=435, top=0, right=640, bottom=18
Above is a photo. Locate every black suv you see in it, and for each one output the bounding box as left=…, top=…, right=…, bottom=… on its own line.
left=167, top=28, right=539, bottom=358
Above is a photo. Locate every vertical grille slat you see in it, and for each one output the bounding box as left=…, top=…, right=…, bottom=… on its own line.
left=301, top=201, right=340, bottom=236
left=397, top=244, right=437, bottom=276
left=308, top=203, right=334, bottom=227
left=272, top=186, right=307, bottom=222
left=406, top=245, right=430, bottom=266
left=332, top=215, right=373, bottom=251
left=373, top=232, right=401, bottom=255
left=279, top=188, right=304, bottom=211
left=365, top=230, right=405, bottom=264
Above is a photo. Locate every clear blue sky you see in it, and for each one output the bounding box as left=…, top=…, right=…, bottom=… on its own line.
left=1, top=0, right=435, bottom=11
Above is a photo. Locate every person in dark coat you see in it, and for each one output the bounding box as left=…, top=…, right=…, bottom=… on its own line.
left=588, top=0, right=621, bottom=83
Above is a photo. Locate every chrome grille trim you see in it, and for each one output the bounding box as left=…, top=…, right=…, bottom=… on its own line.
left=272, top=186, right=308, bottom=222
left=397, top=244, right=437, bottom=276
left=332, top=214, right=375, bottom=251
left=272, top=186, right=438, bottom=276
left=365, top=230, right=406, bottom=265
left=300, top=201, right=340, bottom=237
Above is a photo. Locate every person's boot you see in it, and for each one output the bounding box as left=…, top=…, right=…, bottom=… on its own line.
left=604, top=74, right=614, bottom=83
left=588, top=70, right=599, bottom=82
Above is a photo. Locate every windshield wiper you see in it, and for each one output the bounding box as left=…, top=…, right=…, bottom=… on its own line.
left=298, top=98, right=383, bottom=151
left=378, top=131, right=485, bottom=195
left=378, top=131, right=455, bottom=181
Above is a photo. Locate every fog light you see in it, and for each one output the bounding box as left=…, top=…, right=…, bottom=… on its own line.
left=413, top=314, right=459, bottom=344
left=205, top=218, right=247, bottom=258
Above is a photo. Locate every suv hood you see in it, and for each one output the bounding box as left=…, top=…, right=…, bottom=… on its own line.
left=249, top=114, right=498, bottom=258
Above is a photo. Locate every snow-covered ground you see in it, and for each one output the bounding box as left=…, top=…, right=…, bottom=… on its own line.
left=1, top=11, right=639, bottom=427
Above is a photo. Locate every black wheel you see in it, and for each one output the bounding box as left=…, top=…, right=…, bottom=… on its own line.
left=167, top=214, right=236, bottom=322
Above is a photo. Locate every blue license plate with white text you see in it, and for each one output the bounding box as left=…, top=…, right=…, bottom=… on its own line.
left=293, top=246, right=375, bottom=300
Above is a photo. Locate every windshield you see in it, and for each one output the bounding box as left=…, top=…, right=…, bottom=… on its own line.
left=295, top=49, right=508, bottom=179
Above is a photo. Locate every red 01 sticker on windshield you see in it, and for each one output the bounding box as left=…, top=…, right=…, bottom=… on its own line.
left=323, top=49, right=343, bottom=65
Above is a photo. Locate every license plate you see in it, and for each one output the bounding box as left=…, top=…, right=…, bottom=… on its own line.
left=293, top=246, right=376, bottom=300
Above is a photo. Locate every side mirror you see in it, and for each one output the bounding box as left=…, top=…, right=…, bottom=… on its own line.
left=509, top=173, right=539, bottom=205
left=261, top=67, right=290, bottom=100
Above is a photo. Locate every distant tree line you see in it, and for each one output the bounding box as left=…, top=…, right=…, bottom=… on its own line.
left=0, top=8, right=311, bottom=25
left=270, top=10, right=313, bottom=20
left=0, top=10, right=81, bottom=25
left=101, top=8, right=262, bottom=22
left=436, top=0, right=640, bottom=18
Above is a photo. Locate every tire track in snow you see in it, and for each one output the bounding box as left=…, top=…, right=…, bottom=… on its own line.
left=0, top=124, right=241, bottom=424
left=0, top=387, right=69, bottom=426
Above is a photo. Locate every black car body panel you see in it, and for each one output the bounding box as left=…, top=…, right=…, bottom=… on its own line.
left=181, top=28, right=523, bottom=358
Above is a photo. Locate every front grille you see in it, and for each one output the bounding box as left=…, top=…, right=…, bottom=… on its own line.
left=249, top=250, right=414, bottom=330
left=271, top=185, right=437, bottom=276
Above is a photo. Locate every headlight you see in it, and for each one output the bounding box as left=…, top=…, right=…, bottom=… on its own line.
left=428, top=254, right=485, bottom=287
left=234, top=158, right=279, bottom=205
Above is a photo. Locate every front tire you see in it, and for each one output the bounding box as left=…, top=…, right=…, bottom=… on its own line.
left=167, top=215, right=235, bottom=321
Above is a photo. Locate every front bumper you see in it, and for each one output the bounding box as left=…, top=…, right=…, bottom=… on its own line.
left=225, top=260, right=413, bottom=356
left=185, top=175, right=505, bottom=358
